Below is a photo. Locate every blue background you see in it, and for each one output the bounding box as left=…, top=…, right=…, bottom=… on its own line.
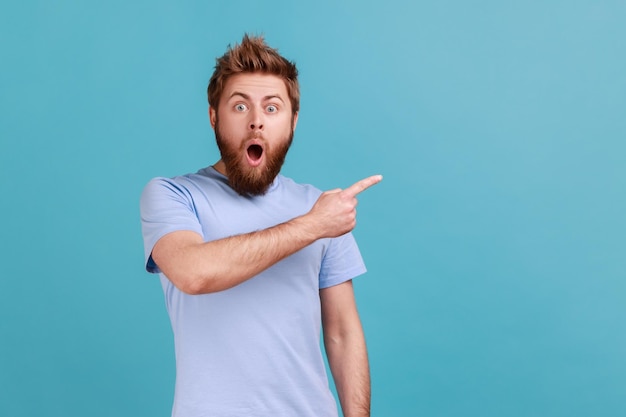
left=1, top=1, right=625, bottom=416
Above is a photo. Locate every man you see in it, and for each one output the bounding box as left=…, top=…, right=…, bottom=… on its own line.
left=140, top=34, right=381, bottom=417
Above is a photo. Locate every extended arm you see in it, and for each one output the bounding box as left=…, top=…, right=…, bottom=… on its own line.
left=151, top=175, right=382, bottom=294
left=321, top=280, right=371, bottom=417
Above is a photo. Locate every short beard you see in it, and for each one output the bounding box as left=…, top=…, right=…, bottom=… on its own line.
left=215, top=119, right=294, bottom=197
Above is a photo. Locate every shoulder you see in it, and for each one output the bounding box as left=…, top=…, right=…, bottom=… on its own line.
left=141, top=168, right=227, bottom=200
left=276, top=175, right=323, bottom=200
left=142, top=175, right=188, bottom=194
left=140, top=171, right=203, bottom=212
left=141, top=175, right=192, bottom=204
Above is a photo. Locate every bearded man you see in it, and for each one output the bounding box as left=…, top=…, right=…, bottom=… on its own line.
left=140, top=34, right=381, bottom=417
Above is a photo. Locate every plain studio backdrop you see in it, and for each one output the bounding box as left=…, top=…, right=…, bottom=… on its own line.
left=1, top=1, right=624, bottom=416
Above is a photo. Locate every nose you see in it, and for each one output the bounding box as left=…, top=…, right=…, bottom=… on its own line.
left=249, top=108, right=264, bottom=131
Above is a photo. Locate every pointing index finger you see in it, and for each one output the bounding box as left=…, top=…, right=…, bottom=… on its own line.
left=343, top=175, right=383, bottom=197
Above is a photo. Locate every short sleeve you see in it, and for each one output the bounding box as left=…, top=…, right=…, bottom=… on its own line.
left=318, top=232, right=366, bottom=289
left=140, top=177, right=204, bottom=273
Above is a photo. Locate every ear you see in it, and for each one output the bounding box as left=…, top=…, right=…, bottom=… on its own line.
left=292, top=112, right=299, bottom=132
left=209, top=106, right=217, bottom=129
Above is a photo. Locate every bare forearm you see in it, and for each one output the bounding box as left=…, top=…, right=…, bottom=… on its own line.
left=325, top=326, right=371, bottom=417
left=153, top=215, right=318, bottom=294
left=320, top=281, right=371, bottom=416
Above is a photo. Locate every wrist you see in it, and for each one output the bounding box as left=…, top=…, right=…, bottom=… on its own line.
left=289, top=213, right=321, bottom=243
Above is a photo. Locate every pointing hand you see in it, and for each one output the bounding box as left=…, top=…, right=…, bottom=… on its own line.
left=308, top=175, right=383, bottom=238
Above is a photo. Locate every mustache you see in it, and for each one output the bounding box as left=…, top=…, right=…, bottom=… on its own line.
left=247, top=133, right=265, bottom=141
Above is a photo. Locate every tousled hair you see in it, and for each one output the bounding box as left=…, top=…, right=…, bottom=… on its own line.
left=207, top=34, right=300, bottom=114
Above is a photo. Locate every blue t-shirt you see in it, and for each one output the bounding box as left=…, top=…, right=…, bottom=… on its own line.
left=140, top=166, right=366, bottom=417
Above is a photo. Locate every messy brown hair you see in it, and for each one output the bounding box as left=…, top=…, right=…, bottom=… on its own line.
left=207, top=34, right=300, bottom=115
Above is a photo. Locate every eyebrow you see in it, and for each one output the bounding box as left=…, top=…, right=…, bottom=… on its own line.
left=228, top=92, right=285, bottom=103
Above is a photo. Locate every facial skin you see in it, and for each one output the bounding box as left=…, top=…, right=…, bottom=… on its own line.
left=210, top=73, right=299, bottom=196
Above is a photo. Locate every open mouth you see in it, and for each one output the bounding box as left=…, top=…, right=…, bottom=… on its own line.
left=246, top=144, right=264, bottom=165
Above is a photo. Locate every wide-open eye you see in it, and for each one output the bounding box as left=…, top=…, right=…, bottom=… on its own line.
left=266, top=105, right=277, bottom=113
left=235, top=103, right=248, bottom=112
